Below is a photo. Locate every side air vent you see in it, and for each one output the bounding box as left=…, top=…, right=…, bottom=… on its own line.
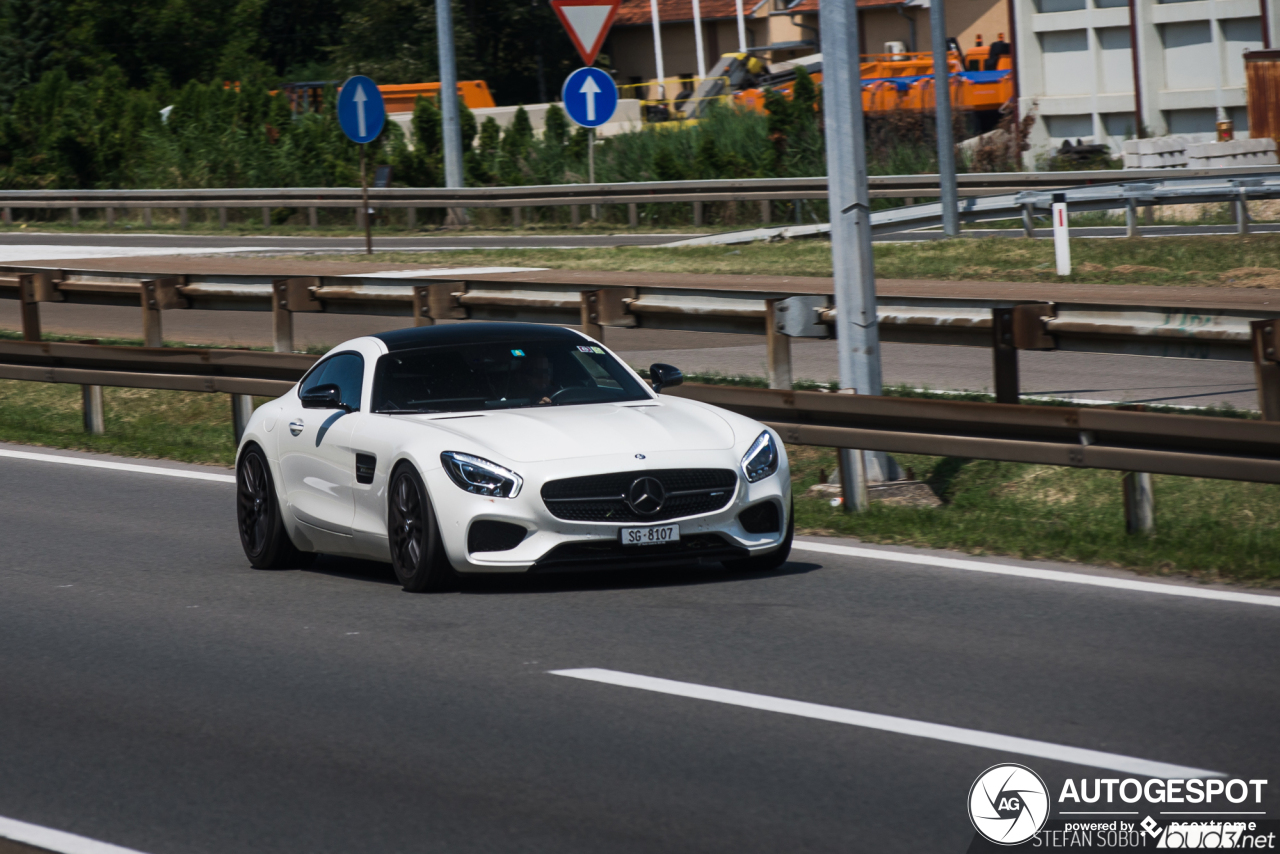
left=355, top=453, right=376, bottom=485
left=468, top=520, right=528, bottom=553
left=738, top=501, right=780, bottom=534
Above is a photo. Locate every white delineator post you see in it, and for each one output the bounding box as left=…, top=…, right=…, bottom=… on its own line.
left=649, top=0, right=666, bottom=100
left=692, top=0, right=707, bottom=77
left=1052, top=192, right=1071, bottom=276
left=820, top=0, right=881, bottom=511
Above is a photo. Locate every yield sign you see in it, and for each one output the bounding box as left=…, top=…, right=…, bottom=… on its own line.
left=551, top=0, right=621, bottom=67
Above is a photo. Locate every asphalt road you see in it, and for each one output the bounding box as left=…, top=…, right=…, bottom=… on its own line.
left=1, top=445, right=1277, bottom=854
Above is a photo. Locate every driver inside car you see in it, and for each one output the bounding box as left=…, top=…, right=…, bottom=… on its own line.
left=510, top=353, right=556, bottom=404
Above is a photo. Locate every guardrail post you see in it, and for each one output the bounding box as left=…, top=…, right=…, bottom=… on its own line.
left=511, top=206, right=522, bottom=227
left=1123, top=472, right=1154, bottom=534
left=838, top=446, right=870, bottom=512
left=2, top=207, right=11, bottom=225
left=143, top=208, right=152, bottom=227
left=690, top=201, right=701, bottom=226
left=580, top=288, right=637, bottom=341
left=218, top=208, right=227, bottom=229
left=1144, top=204, right=1154, bottom=225
left=628, top=204, right=638, bottom=227
left=179, top=208, right=189, bottom=228
left=271, top=278, right=323, bottom=352
left=571, top=205, right=581, bottom=227
left=105, top=208, right=115, bottom=226
left=1235, top=193, right=1249, bottom=236
left=1021, top=204, right=1035, bottom=237
left=70, top=207, right=79, bottom=226
left=1125, top=199, right=1138, bottom=238
left=1252, top=319, right=1280, bottom=420
left=140, top=278, right=185, bottom=347
left=262, top=207, right=271, bottom=228
left=82, top=385, right=105, bottom=435
left=231, top=394, right=254, bottom=444
left=18, top=275, right=41, bottom=341
left=406, top=207, right=416, bottom=229
left=307, top=207, right=317, bottom=228
left=992, top=307, right=1019, bottom=404
left=766, top=300, right=793, bottom=390
left=760, top=201, right=771, bottom=225
left=412, top=281, right=468, bottom=328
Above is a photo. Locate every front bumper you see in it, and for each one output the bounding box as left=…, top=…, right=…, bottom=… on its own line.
left=423, top=449, right=791, bottom=574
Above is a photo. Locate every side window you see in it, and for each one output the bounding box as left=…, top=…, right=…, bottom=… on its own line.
left=300, top=352, right=365, bottom=410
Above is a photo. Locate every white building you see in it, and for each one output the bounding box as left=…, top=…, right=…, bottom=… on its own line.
left=1015, top=0, right=1279, bottom=163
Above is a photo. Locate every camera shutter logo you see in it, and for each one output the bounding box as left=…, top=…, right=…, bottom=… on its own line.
left=968, top=764, right=1050, bottom=845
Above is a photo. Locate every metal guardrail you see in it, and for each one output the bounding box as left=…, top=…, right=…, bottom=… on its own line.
left=2, top=166, right=1278, bottom=220
left=1, top=266, right=1276, bottom=413
left=1, top=340, right=1276, bottom=486
left=667, top=171, right=1280, bottom=245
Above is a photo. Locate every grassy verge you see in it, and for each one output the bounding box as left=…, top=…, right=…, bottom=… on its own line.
left=275, top=234, right=1280, bottom=288
left=1, top=372, right=1273, bottom=582
left=787, top=446, right=1280, bottom=584
left=0, top=380, right=255, bottom=466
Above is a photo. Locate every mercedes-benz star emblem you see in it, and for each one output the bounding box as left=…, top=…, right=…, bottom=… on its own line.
left=626, top=476, right=666, bottom=516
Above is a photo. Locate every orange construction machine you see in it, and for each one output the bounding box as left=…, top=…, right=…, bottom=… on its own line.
left=279, top=80, right=497, bottom=116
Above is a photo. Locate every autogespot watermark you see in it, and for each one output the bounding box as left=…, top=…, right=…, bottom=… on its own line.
left=965, top=768, right=1275, bottom=851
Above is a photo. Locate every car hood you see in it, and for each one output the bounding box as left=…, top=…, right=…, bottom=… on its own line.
left=405, top=399, right=736, bottom=463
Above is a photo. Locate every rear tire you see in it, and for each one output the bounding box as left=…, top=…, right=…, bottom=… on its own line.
left=388, top=464, right=456, bottom=592
left=724, top=498, right=793, bottom=573
left=236, top=445, right=314, bottom=569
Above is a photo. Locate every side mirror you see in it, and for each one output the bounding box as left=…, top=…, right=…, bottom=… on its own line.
left=649, top=363, right=684, bottom=394
left=300, top=383, right=351, bottom=412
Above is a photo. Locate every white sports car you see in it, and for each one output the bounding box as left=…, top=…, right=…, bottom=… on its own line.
left=235, top=322, right=792, bottom=591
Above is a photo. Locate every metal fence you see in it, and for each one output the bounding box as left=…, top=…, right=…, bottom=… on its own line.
left=3, top=165, right=1278, bottom=231
left=1, top=265, right=1276, bottom=416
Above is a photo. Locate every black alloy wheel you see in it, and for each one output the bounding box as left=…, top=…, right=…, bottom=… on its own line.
left=236, top=445, right=314, bottom=569
left=388, top=464, right=455, bottom=592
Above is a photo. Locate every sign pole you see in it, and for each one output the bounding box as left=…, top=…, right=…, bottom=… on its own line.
left=589, top=128, right=598, bottom=220
left=929, top=0, right=960, bottom=237
left=360, top=144, right=372, bottom=255
left=819, top=0, right=881, bottom=508
left=437, top=0, right=467, bottom=225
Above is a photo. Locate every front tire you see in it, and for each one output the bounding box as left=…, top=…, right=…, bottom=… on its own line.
left=237, top=445, right=314, bottom=569
left=724, top=499, right=794, bottom=573
left=388, top=464, right=456, bottom=592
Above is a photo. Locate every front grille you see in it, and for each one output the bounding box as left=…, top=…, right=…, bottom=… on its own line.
left=468, top=520, right=528, bottom=553
left=532, top=533, right=748, bottom=572
left=541, top=468, right=738, bottom=522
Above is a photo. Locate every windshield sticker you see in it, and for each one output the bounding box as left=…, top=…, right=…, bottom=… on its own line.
left=577, top=345, right=595, bottom=352
left=510, top=349, right=525, bottom=357
left=590, top=346, right=605, bottom=354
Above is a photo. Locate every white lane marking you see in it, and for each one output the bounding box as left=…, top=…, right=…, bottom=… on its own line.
left=0, top=449, right=234, bottom=483
left=0, top=814, right=152, bottom=854
left=793, top=540, right=1280, bottom=609
left=0, top=246, right=289, bottom=263
left=551, top=668, right=1225, bottom=779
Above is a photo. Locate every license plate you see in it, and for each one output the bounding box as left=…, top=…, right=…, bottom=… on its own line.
left=620, top=524, right=680, bottom=546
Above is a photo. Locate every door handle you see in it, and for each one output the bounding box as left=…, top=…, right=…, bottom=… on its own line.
left=289, top=419, right=304, bottom=436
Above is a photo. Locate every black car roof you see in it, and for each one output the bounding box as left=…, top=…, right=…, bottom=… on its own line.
left=372, top=322, right=588, bottom=352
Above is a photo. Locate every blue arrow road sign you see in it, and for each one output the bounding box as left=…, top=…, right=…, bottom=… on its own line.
left=337, top=75, right=385, bottom=144
left=561, top=67, right=618, bottom=129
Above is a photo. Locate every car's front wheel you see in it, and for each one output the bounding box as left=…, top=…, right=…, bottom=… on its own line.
left=388, top=464, right=456, bottom=592
left=236, top=445, right=314, bottom=569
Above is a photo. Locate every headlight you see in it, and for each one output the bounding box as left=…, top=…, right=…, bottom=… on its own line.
left=741, top=431, right=779, bottom=483
left=441, top=451, right=523, bottom=498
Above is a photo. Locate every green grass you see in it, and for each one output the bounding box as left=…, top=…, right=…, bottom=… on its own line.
left=272, top=233, right=1280, bottom=288
left=787, top=446, right=1280, bottom=584
left=0, top=380, right=257, bottom=466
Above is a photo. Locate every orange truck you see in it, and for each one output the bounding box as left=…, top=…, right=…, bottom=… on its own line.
left=279, top=80, right=497, bottom=115
left=731, top=49, right=1013, bottom=117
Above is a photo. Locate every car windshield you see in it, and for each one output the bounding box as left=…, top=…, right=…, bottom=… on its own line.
left=372, top=339, right=652, bottom=413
